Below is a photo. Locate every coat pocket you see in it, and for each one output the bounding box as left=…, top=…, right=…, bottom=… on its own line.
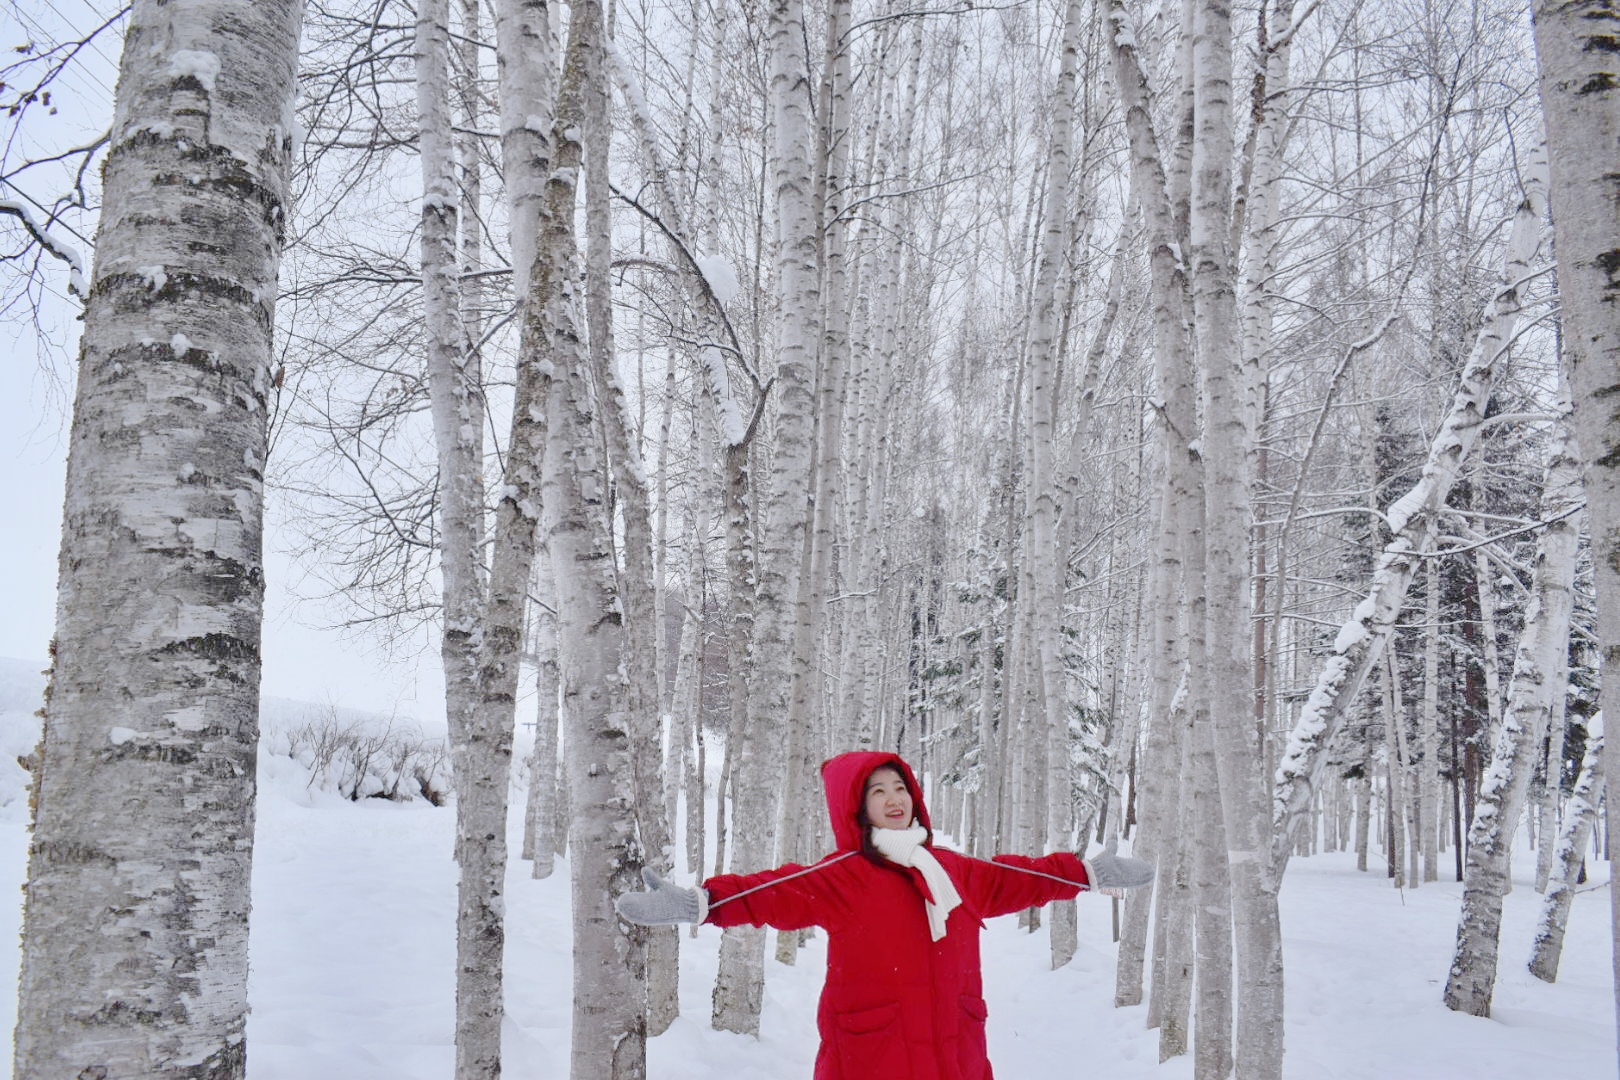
left=957, top=994, right=990, bottom=1076
left=830, top=1001, right=903, bottom=1077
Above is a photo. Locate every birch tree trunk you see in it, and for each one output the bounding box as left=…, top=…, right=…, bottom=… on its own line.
left=526, top=596, right=561, bottom=879
left=1382, top=650, right=1406, bottom=888
left=1530, top=3, right=1620, bottom=1058
left=1529, top=717, right=1603, bottom=983
left=12, top=1, right=302, bottom=1075
left=1273, top=156, right=1550, bottom=862
left=418, top=0, right=487, bottom=755
left=1188, top=0, right=1284, bottom=1071
left=1444, top=399, right=1582, bottom=1017
left=418, top=0, right=511, bottom=1067
left=1158, top=707, right=1197, bottom=1059
left=712, top=0, right=820, bottom=1032
left=1534, top=645, right=1570, bottom=893
left=582, top=26, right=681, bottom=1036
left=1421, top=561, right=1441, bottom=883
left=1475, top=550, right=1505, bottom=765
left=1106, top=0, right=1198, bottom=1024
left=434, top=0, right=565, bottom=1064
left=1025, top=0, right=1085, bottom=969
left=540, top=5, right=648, bottom=1075
left=773, top=0, right=854, bottom=967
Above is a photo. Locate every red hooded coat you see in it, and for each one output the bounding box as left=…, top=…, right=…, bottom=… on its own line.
left=702, top=751, right=1091, bottom=1080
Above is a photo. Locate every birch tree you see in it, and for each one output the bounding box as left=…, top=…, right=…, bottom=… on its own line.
left=711, top=0, right=821, bottom=1033
left=1530, top=0, right=1620, bottom=1059
left=1528, top=714, right=1602, bottom=983
left=541, top=1, right=650, bottom=1073
left=416, top=0, right=521, bottom=1070
left=1025, top=0, right=1084, bottom=969
left=1187, top=0, right=1287, bottom=1070
left=1444, top=393, right=1582, bottom=1017
left=1273, top=154, right=1550, bottom=862
left=13, top=0, right=303, bottom=1075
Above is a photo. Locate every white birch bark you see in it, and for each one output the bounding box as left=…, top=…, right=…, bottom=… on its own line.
left=582, top=24, right=680, bottom=1037
left=1023, top=0, right=1085, bottom=968
left=1188, top=0, right=1284, bottom=1071
left=1117, top=486, right=1189, bottom=1010
left=1530, top=3, right=1620, bottom=1055
left=712, top=0, right=821, bottom=1032
left=1382, top=650, right=1406, bottom=888
left=12, top=1, right=302, bottom=1075
left=541, top=6, right=649, bottom=1075
left=1179, top=466, right=1235, bottom=1077
left=1529, top=715, right=1603, bottom=983
left=1421, top=561, right=1441, bottom=882
left=1444, top=398, right=1583, bottom=1017
left=1190, top=714, right=1234, bottom=1080
left=1534, top=643, right=1570, bottom=893
left=418, top=0, right=487, bottom=744
left=1106, top=0, right=1200, bottom=1022
left=1354, top=764, right=1371, bottom=872
left=1273, top=155, right=1550, bottom=862
left=457, top=0, right=487, bottom=385
left=1157, top=702, right=1197, bottom=1059
left=1475, top=550, right=1505, bottom=757
left=772, top=0, right=855, bottom=968
left=526, top=585, right=561, bottom=880
left=418, top=1, right=511, bottom=1067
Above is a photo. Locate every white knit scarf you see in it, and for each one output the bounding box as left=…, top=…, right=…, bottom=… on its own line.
left=869, top=825, right=962, bottom=941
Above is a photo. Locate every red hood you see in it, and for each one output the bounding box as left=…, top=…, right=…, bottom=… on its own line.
left=821, top=751, right=932, bottom=851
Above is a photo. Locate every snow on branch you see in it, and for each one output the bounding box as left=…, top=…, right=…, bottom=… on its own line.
left=0, top=196, right=88, bottom=296
left=1270, top=147, right=1550, bottom=869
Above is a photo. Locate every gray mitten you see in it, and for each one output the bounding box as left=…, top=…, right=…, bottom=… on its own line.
left=1082, top=841, right=1154, bottom=893
left=614, top=867, right=708, bottom=925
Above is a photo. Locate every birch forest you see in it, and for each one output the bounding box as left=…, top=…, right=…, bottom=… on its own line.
left=2, top=0, right=1618, bottom=1077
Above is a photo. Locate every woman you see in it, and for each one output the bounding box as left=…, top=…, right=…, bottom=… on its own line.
left=615, top=750, right=1153, bottom=1080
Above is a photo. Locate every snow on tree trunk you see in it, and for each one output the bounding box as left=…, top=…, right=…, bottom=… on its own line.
left=12, top=1, right=302, bottom=1075
left=1530, top=2, right=1620, bottom=1057
left=1529, top=716, right=1603, bottom=983
left=712, top=0, right=821, bottom=1033
left=1272, top=154, right=1550, bottom=864
left=1444, top=397, right=1582, bottom=1018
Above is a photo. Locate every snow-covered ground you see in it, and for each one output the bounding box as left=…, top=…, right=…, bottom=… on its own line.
left=0, top=658, right=1613, bottom=1078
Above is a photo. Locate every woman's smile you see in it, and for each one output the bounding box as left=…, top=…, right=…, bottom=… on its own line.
left=864, top=767, right=914, bottom=830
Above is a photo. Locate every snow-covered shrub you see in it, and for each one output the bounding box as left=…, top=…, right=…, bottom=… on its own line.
left=267, top=707, right=449, bottom=805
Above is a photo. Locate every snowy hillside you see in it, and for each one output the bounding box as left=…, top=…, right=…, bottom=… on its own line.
left=0, top=657, right=1612, bottom=1078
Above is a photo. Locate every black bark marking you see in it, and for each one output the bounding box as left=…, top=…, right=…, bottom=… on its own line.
left=32, top=839, right=117, bottom=869
left=1595, top=247, right=1620, bottom=285
left=154, top=633, right=258, bottom=662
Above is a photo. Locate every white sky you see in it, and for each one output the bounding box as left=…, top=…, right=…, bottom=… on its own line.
left=1, top=315, right=445, bottom=719
left=1, top=2, right=445, bottom=720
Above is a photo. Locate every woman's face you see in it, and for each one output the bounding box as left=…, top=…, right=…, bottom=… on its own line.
left=864, top=767, right=914, bottom=830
